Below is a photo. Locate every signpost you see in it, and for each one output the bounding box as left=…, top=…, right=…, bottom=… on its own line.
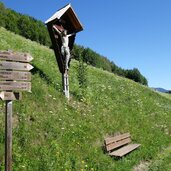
left=0, top=61, right=33, bottom=71
left=0, top=51, right=33, bottom=62
left=0, top=71, right=31, bottom=81
left=0, top=82, right=31, bottom=91
left=0, top=51, right=33, bottom=171
left=0, top=92, right=21, bottom=101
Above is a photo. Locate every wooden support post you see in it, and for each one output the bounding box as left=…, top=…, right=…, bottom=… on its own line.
left=5, top=100, right=12, bottom=171
left=62, top=70, right=69, bottom=99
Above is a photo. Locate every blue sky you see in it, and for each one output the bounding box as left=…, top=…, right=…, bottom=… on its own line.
left=1, top=0, right=171, bottom=90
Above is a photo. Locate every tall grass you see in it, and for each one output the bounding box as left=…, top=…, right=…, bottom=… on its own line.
left=0, top=27, right=171, bottom=170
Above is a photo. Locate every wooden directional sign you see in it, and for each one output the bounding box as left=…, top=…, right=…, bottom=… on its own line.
left=0, top=81, right=31, bottom=92
left=0, top=51, right=33, bottom=171
left=0, top=92, right=21, bottom=100
left=0, top=50, right=33, bottom=97
left=0, top=61, right=33, bottom=71
left=0, top=71, right=31, bottom=81
left=0, top=51, right=33, bottom=62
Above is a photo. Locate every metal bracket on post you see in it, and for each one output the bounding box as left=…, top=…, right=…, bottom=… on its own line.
left=62, top=69, right=69, bottom=99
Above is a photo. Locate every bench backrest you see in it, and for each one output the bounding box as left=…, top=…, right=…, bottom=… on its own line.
left=104, top=133, right=131, bottom=152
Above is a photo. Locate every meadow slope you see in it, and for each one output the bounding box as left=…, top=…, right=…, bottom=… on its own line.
left=0, top=27, right=171, bottom=171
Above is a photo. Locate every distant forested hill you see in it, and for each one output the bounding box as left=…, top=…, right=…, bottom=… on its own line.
left=0, top=2, right=51, bottom=46
left=153, top=88, right=169, bottom=93
left=0, top=2, right=148, bottom=85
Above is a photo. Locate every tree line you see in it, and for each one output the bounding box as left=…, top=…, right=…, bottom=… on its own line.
left=73, top=45, right=148, bottom=85
left=0, top=2, right=51, bottom=46
left=0, top=2, right=148, bottom=85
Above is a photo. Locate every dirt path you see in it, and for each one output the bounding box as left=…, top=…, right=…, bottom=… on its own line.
left=133, top=145, right=171, bottom=171
left=133, top=161, right=150, bottom=171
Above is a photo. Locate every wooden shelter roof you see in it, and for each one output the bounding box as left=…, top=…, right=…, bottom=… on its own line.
left=45, top=4, right=83, bottom=33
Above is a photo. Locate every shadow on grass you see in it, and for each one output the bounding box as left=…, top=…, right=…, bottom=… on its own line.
left=101, top=144, right=125, bottom=161
left=31, top=65, right=62, bottom=91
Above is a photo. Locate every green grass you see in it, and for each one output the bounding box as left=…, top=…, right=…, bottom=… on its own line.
left=149, top=146, right=171, bottom=171
left=158, top=92, right=171, bottom=100
left=0, top=27, right=171, bottom=170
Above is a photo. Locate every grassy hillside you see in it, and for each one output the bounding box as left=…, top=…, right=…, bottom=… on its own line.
left=0, top=27, right=171, bottom=171
left=159, top=92, right=171, bottom=100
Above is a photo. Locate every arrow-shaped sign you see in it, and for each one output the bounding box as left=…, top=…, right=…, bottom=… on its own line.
left=0, top=71, right=31, bottom=81
left=0, top=91, right=21, bottom=100
left=0, top=51, right=33, bottom=62
left=0, top=82, right=31, bottom=92
left=0, top=61, right=33, bottom=71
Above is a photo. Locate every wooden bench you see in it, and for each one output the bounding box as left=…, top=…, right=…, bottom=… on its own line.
left=104, top=132, right=141, bottom=157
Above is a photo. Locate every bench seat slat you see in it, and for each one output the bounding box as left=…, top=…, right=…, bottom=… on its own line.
left=105, top=133, right=130, bottom=145
left=106, top=138, right=131, bottom=152
left=109, top=144, right=141, bottom=157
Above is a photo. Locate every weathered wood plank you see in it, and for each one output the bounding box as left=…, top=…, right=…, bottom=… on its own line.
left=0, top=61, right=33, bottom=71
left=5, top=100, right=12, bottom=171
left=0, top=71, right=31, bottom=81
left=0, top=51, right=33, bottom=62
left=106, top=138, right=131, bottom=152
left=109, top=144, right=141, bottom=157
left=0, top=92, right=21, bottom=100
left=105, top=133, right=130, bottom=145
left=0, top=82, right=31, bottom=92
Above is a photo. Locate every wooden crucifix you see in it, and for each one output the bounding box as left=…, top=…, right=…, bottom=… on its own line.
left=45, top=4, right=83, bottom=99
